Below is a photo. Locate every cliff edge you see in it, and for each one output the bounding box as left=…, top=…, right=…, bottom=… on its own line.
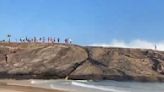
left=0, top=43, right=164, bottom=82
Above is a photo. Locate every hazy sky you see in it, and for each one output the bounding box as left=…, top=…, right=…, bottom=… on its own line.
left=0, top=0, right=164, bottom=45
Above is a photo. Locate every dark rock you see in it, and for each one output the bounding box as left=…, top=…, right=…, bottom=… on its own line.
left=0, top=43, right=164, bottom=82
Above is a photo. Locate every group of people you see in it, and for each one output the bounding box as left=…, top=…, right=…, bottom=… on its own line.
left=19, top=37, right=72, bottom=44
left=1, top=37, right=72, bottom=44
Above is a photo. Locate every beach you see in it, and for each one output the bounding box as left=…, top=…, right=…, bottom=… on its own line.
left=1, top=79, right=164, bottom=92
left=0, top=80, right=65, bottom=92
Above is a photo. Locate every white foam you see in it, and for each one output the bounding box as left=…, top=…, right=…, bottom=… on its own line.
left=75, top=80, right=89, bottom=83
left=71, top=81, right=130, bottom=92
left=30, top=80, right=49, bottom=84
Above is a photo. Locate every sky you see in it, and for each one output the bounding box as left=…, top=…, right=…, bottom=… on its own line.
left=0, top=0, right=164, bottom=49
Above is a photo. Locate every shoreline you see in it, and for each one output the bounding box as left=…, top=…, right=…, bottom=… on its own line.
left=1, top=79, right=164, bottom=92
left=0, top=80, right=66, bottom=92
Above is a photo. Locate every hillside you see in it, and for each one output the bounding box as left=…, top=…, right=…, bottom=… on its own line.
left=0, top=43, right=164, bottom=82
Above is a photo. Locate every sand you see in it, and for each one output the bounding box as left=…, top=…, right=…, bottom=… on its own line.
left=0, top=89, right=22, bottom=92
left=0, top=80, right=65, bottom=92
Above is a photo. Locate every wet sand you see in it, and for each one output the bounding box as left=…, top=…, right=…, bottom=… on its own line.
left=0, top=80, right=65, bottom=92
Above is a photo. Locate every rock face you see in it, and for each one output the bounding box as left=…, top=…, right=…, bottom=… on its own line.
left=0, top=43, right=164, bottom=82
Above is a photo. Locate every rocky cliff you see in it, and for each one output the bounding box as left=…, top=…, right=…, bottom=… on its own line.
left=0, top=43, right=164, bottom=82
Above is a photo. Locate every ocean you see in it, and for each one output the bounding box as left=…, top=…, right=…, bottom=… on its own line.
left=30, top=80, right=164, bottom=92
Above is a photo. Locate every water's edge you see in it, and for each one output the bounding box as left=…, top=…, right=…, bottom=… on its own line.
left=28, top=80, right=164, bottom=92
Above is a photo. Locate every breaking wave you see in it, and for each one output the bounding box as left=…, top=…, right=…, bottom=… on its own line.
left=71, top=81, right=130, bottom=92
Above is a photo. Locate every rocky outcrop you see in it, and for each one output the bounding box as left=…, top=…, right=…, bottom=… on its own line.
left=0, top=43, right=164, bottom=82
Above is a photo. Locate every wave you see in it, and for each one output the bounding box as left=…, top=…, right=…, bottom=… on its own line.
left=30, top=80, right=49, bottom=84
left=71, top=81, right=130, bottom=92
left=75, top=80, right=89, bottom=83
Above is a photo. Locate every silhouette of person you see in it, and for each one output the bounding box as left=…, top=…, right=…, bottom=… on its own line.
left=34, top=37, right=37, bottom=43
left=39, top=37, right=42, bottom=42
left=69, top=38, right=72, bottom=44
left=20, top=38, right=22, bottom=43
left=57, top=38, right=60, bottom=43
left=155, top=44, right=157, bottom=50
left=25, top=37, right=28, bottom=42
left=53, top=37, right=56, bottom=43
left=48, top=37, right=50, bottom=43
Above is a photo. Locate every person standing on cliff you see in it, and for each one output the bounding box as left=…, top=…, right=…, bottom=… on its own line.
left=25, top=37, right=28, bottom=42
left=57, top=38, right=60, bottom=43
left=48, top=37, right=50, bottom=43
left=53, top=37, right=56, bottom=43
left=39, top=37, right=42, bottom=43
left=69, top=38, right=72, bottom=44
left=20, top=38, right=22, bottom=43
left=64, top=38, right=68, bottom=44
left=155, top=44, right=157, bottom=50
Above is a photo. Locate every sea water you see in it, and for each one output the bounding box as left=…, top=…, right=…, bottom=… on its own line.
left=30, top=80, right=164, bottom=92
